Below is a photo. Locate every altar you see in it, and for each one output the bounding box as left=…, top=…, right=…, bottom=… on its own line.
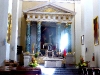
left=43, top=57, right=63, bottom=68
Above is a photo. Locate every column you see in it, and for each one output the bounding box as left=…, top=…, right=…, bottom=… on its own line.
left=0, top=0, right=9, bottom=66
left=57, top=22, right=61, bottom=51
left=10, top=0, right=19, bottom=61
left=68, top=24, right=71, bottom=52
left=65, top=23, right=71, bottom=53
left=24, top=21, right=31, bottom=67
left=26, top=21, right=31, bottom=52
left=17, top=0, right=22, bottom=45
left=36, top=21, right=41, bottom=52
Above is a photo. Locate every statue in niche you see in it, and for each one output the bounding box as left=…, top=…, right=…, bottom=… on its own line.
left=48, top=30, right=53, bottom=44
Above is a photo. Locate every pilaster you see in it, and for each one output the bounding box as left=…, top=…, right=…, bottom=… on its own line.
left=10, top=0, right=19, bottom=61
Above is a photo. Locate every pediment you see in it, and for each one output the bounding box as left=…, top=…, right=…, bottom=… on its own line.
left=23, top=3, right=76, bottom=15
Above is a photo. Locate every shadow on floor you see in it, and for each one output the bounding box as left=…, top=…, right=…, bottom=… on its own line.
left=39, top=64, right=80, bottom=75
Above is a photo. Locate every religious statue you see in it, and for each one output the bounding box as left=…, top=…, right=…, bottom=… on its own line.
left=48, top=31, right=53, bottom=44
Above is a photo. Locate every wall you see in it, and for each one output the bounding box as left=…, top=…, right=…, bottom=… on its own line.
left=75, top=0, right=100, bottom=67
left=81, top=0, right=85, bottom=61
left=8, top=0, right=12, bottom=14
left=93, top=0, right=100, bottom=67
left=0, top=0, right=9, bottom=66
left=81, top=0, right=95, bottom=66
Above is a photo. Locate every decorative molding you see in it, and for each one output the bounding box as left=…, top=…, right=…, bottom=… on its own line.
left=23, top=3, right=76, bottom=14
left=23, top=3, right=75, bottom=23
left=37, top=21, right=41, bottom=25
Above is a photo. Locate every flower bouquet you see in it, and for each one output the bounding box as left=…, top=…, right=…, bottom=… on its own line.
left=29, top=56, right=39, bottom=67
left=76, top=55, right=87, bottom=68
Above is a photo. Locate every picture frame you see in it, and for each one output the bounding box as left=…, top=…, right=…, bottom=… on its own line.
left=81, top=35, right=84, bottom=45
left=93, top=16, right=99, bottom=46
left=7, top=13, right=12, bottom=43
left=41, top=26, right=56, bottom=49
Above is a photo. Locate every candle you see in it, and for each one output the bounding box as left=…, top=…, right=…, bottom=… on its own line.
left=43, top=45, right=44, bottom=49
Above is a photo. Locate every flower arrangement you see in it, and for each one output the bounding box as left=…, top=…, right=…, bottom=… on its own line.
left=76, top=55, right=87, bottom=68
left=29, top=56, right=38, bottom=67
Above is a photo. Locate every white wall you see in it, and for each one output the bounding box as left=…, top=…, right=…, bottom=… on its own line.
left=0, top=0, right=9, bottom=66
left=81, top=0, right=85, bottom=61
left=93, top=0, right=100, bottom=67
left=81, top=0, right=96, bottom=66
left=8, top=0, right=12, bottom=14
left=54, top=2, right=74, bottom=11
left=85, top=0, right=94, bottom=61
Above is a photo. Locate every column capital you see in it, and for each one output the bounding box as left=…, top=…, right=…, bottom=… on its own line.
left=26, top=20, right=31, bottom=25
left=67, top=22, right=72, bottom=25
left=57, top=22, right=61, bottom=25
left=37, top=21, right=41, bottom=25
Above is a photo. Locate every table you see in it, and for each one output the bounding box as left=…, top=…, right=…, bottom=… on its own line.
left=43, top=57, right=63, bottom=67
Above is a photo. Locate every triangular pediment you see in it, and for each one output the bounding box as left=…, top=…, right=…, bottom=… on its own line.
left=23, top=3, right=76, bottom=15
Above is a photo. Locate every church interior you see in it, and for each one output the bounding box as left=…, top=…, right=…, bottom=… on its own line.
left=0, top=0, right=100, bottom=75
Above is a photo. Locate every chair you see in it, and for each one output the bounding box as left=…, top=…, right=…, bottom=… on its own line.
left=93, top=68, right=99, bottom=75
left=82, top=67, right=87, bottom=75
left=87, top=68, right=93, bottom=75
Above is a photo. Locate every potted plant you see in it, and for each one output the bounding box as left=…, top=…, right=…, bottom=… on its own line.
left=34, top=52, right=38, bottom=58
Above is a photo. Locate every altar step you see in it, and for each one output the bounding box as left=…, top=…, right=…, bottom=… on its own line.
left=53, top=68, right=80, bottom=75
left=42, top=68, right=80, bottom=75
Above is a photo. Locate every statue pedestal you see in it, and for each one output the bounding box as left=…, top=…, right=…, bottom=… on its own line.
left=66, top=54, right=75, bottom=64
left=23, top=53, right=34, bottom=67
left=24, top=55, right=30, bottom=67
left=90, top=61, right=96, bottom=67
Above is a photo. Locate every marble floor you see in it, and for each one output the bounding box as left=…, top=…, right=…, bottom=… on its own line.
left=39, top=64, right=80, bottom=75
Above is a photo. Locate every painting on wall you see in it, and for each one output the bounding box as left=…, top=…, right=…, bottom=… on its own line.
left=93, top=16, right=99, bottom=46
left=81, top=35, right=84, bottom=45
left=41, top=26, right=56, bottom=49
left=7, top=13, right=12, bottom=43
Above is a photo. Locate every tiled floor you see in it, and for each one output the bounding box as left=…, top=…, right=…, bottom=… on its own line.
left=39, top=64, right=80, bottom=75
